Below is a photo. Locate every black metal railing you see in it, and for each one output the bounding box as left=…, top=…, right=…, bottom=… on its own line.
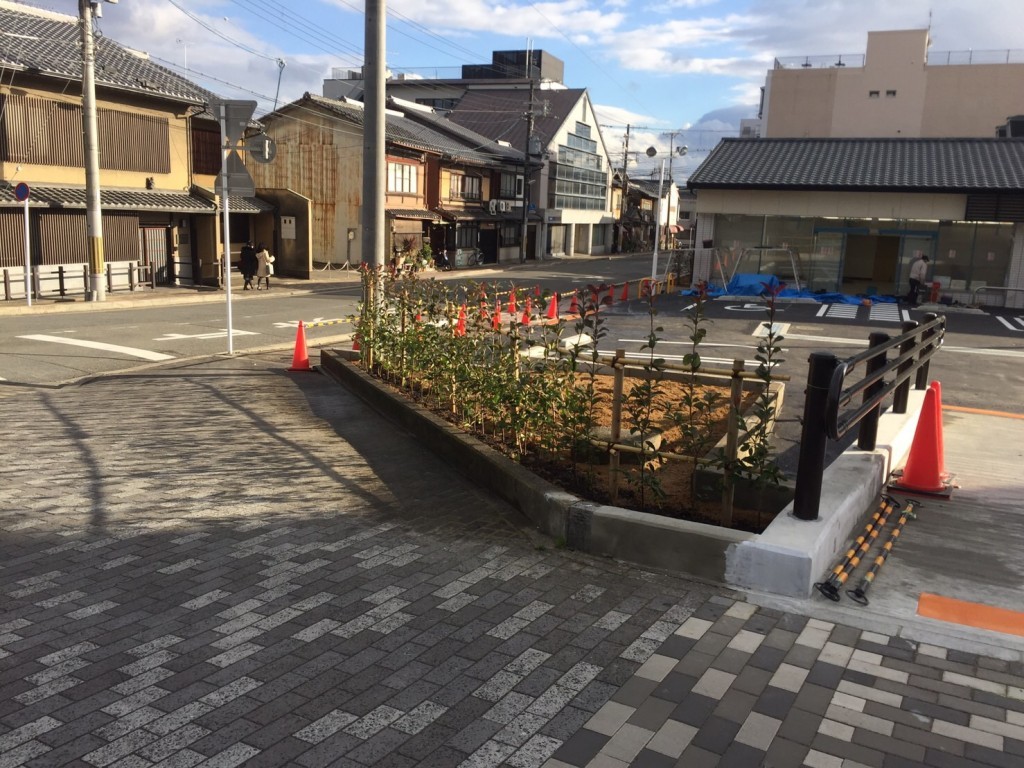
left=792, top=312, right=945, bottom=521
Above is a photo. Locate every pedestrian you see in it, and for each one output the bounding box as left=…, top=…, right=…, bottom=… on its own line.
left=239, top=241, right=257, bottom=290
left=905, top=253, right=929, bottom=306
left=256, top=243, right=275, bottom=290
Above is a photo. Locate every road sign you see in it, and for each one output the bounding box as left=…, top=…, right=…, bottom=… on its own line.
left=245, top=134, right=277, bottom=164
left=215, top=152, right=255, bottom=198
left=14, top=182, right=29, bottom=202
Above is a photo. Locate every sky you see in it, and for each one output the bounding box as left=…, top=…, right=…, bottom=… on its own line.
left=22, top=0, right=1024, bottom=180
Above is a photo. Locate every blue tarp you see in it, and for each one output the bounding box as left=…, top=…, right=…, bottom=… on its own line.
left=680, top=273, right=900, bottom=304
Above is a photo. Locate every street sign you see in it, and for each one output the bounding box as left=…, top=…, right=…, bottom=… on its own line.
left=14, top=182, right=29, bottom=202
left=210, top=98, right=257, bottom=143
left=215, top=152, right=255, bottom=198
left=244, top=134, right=277, bottom=164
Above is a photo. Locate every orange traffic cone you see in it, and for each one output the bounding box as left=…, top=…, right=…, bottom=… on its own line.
left=889, top=383, right=952, bottom=497
left=492, top=301, right=502, bottom=331
left=455, top=305, right=467, bottom=337
left=620, top=282, right=630, bottom=302
left=606, top=285, right=615, bottom=305
left=521, top=298, right=532, bottom=326
left=352, top=333, right=360, bottom=352
left=930, top=380, right=947, bottom=480
left=545, top=293, right=558, bottom=320
left=568, top=293, right=579, bottom=315
left=508, top=290, right=517, bottom=316
left=289, top=321, right=313, bottom=371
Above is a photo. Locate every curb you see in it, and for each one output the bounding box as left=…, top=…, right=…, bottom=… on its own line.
left=320, top=350, right=755, bottom=584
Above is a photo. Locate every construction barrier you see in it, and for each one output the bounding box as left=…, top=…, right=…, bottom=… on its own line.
left=847, top=500, right=918, bottom=606
left=815, top=495, right=899, bottom=602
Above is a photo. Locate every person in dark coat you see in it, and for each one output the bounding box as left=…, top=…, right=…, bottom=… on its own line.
left=239, top=241, right=257, bottom=290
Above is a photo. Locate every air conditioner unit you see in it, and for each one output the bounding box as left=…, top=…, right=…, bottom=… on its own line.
left=498, top=200, right=509, bottom=213
left=488, top=199, right=498, bottom=214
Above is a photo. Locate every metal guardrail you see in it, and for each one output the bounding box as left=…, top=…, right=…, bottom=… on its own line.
left=792, top=313, right=946, bottom=521
left=2, top=262, right=157, bottom=301
left=968, top=285, right=1024, bottom=306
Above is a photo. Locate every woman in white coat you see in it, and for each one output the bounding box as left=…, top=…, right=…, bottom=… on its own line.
left=255, top=243, right=275, bottom=290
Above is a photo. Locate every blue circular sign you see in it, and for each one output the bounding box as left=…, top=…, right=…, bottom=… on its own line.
left=14, top=182, right=30, bottom=202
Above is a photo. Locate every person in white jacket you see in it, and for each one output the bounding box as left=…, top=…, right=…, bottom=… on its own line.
left=905, top=254, right=929, bottom=306
left=255, top=244, right=275, bottom=290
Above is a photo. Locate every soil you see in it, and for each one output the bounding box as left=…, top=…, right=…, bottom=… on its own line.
left=389, top=371, right=781, bottom=533
left=520, top=376, right=779, bottom=533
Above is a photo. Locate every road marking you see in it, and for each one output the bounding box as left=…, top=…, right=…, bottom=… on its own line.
left=996, top=316, right=1024, bottom=332
left=868, top=303, right=903, bottom=322
left=19, top=335, right=174, bottom=361
left=154, top=330, right=258, bottom=341
left=825, top=304, right=858, bottom=319
left=944, top=405, right=1024, bottom=419
left=918, top=593, right=1024, bottom=637
left=816, top=304, right=828, bottom=317
left=753, top=323, right=789, bottom=338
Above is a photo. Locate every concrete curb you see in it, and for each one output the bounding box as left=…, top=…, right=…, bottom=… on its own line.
left=319, top=350, right=756, bottom=583
left=319, top=350, right=926, bottom=594
left=725, top=389, right=926, bottom=598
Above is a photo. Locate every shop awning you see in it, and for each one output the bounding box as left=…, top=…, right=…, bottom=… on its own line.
left=387, top=208, right=441, bottom=221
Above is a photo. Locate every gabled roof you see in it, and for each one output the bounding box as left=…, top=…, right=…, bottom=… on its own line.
left=687, top=138, right=1024, bottom=192
left=629, top=178, right=674, bottom=199
left=445, top=88, right=587, bottom=150
left=392, top=101, right=522, bottom=164
left=0, top=1, right=213, bottom=104
left=283, top=94, right=522, bottom=166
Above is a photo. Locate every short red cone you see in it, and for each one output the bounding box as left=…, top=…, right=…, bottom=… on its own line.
left=455, top=305, right=467, bottom=337
left=492, top=302, right=502, bottom=331
left=620, top=282, right=630, bottom=302
left=521, top=298, right=532, bottom=326
left=568, top=293, right=579, bottom=315
left=508, top=291, right=517, bottom=316
left=288, top=321, right=313, bottom=371
left=889, top=383, right=951, bottom=496
left=545, top=293, right=558, bottom=320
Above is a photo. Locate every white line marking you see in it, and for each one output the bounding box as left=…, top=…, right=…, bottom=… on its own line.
left=816, top=304, right=828, bottom=317
left=154, top=330, right=257, bottom=341
left=19, top=335, right=174, bottom=361
left=753, top=323, right=789, bottom=338
left=996, top=317, right=1022, bottom=332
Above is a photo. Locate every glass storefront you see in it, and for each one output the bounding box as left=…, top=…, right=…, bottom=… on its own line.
left=711, top=214, right=1013, bottom=296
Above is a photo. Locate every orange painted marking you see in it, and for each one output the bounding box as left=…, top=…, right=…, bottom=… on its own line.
left=943, top=405, right=1024, bottom=420
left=917, top=593, right=1024, bottom=637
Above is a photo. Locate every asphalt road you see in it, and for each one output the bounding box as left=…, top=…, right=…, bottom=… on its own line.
left=3, top=254, right=1023, bottom=480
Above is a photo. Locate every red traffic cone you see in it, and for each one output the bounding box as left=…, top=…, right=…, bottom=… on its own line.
left=288, top=321, right=313, bottom=371
left=521, top=298, right=532, bottom=326
left=930, top=380, right=948, bottom=480
left=607, top=285, right=615, bottom=305
left=620, top=282, right=630, bottom=302
left=534, top=285, right=541, bottom=297
left=492, top=301, right=502, bottom=331
left=455, top=305, right=467, bottom=337
left=508, top=291, right=517, bottom=316
left=568, top=293, right=579, bottom=315
left=545, top=293, right=558, bottom=320
left=889, top=383, right=952, bottom=497
left=352, top=333, right=360, bottom=352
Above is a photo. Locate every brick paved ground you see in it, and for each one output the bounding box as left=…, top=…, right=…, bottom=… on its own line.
left=1, top=354, right=1022, bottom=767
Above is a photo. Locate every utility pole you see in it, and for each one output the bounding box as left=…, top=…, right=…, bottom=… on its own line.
left=519, top=79, right=536, bottom=264
left=618, top=124, right=631, bottom=252
left=79, top=0, right=106, bottom=301
left=362, top=0, right=385, bottom=271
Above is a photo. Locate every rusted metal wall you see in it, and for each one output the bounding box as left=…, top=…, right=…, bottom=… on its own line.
left=248, top=110, right=357, bottom=264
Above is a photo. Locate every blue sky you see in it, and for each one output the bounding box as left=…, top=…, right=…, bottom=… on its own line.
left=28, top=0, right=1024, bottom=180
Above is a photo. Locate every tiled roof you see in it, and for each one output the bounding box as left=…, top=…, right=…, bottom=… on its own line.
left=687, top=138, right=1024, bottom=191
left=393, top=103, right=523, bottom=164
left=0, top=2, right=213, bottom=104
left=629, top=178, right=673, bottom=199
left=0, top=185, right=270, bottom=213
left=296, top=94, right=522, bottom=167
left=445, top=88, right=587, bottom=150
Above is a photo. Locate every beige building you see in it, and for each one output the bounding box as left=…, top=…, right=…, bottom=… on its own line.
left=761, top=29, right=1024, bottom=139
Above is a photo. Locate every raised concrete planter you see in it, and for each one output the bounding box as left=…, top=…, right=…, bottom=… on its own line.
left=320, top=349, right=921, bottom=594
left=725, top=389, right=926, bottom=598
left=320, top=350, right=755, bottom=583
